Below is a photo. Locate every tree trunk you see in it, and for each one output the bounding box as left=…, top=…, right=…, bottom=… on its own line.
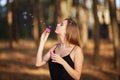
left=54, top=1, right=58, bottom=23
left=93, top=0, right=100, bottom=63
left=54, top=0, right=61, bottom=23
left=56, top=0, right=73, bottom=21
left=33, top=0, right=44, bottom=48
left=58, top=0, right=67, bottom=21
left=51, top=0, right=61, bottom=39
left=7, top=0, right=13, bottom=48
left=76, top=1, right=88, bottom=48
left=12, top=0, right=19, bottom=41
left=109, top=0, right=120, bottom=70
left=67, top=0, right=73, bottom=16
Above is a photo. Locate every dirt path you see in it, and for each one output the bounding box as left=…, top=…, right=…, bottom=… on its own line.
left=0, top=39, right=119, bottom=80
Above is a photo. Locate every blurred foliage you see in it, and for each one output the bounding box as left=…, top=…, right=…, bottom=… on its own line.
left=0, top=0, right=120, bottom=40
left=0, top=0, right=53, bottom=39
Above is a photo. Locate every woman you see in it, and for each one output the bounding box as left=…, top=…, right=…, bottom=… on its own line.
left=36, top=17, right=84, bottom=80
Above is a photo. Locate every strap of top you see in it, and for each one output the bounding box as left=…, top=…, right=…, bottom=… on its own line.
left=53, top=44, right=58, bottom=53
left=53, top=44, right=76, bottom=54
left=69, top=46, right=76, bottom=54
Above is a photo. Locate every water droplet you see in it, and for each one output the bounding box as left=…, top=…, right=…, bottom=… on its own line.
left=24, top=24, right=26, bottom=26
left=29, top=13, right=32, bottom=16
left=9, top=0, right=14, bottom=3
left=31, top=16, right=34, bottom=18
left=49, top=26, right=52, bottom=28
left=22, top=11, right=27, bottom=15
left=23, top=15, right=27, bottom=19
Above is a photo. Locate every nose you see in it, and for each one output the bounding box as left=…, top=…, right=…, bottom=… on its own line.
left=56, top=24, right=59, bottom=29
left=57, top=23, right=60, bottom=26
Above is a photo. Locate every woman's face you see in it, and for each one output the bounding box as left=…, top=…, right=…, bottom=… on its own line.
left=55, top=20, right=68, bottom=35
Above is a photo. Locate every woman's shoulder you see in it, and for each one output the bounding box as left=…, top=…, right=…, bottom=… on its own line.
left=74, top=46, right=82, bottom=53
left=73, top=46, right=83, bottom=57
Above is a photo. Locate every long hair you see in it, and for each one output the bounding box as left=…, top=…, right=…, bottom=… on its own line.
left=65, top=18, right=81, bottom=47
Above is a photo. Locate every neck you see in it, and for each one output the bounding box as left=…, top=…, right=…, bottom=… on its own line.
left=58, top=35, right=70, bottom=48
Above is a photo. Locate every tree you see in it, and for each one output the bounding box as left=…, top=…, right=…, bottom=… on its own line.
left=12, top=0, right=19, bottom=41
left=92, top=0, right=100, bottom=62
left=33, top=0, right=44, bottom=48
left=7, top=0, right=13, bottom=48
left=76, top=0, right=88, bottom=48
left=109, top=0, right=120, bottom=70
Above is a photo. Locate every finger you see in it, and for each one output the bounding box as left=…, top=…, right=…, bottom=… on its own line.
left=51, top=55, right=55, bottom=60
left=42, top=30, right=47, bottom=35
left=41, top=30, right=50, bottom=40
left=51, top=57, right=56, bottom=62
left=41, top=30, right=46, bottom=38
left=52, top=59, right=57, bottom=62
left=44, top=32, right=50, bottom=40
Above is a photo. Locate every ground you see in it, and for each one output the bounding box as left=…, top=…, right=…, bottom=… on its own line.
left=0, top=39, right=119, bottom=80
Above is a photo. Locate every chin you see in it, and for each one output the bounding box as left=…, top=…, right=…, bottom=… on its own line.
left=55, top=31, right=61, bottom=35
left=55, top=30, right=58, bottom=34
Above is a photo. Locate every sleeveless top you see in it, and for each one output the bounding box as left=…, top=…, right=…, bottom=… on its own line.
left=48, top=45, right=76, bottom=80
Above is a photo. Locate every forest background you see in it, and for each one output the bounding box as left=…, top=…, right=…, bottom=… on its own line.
left=0, top=0, right=120, bottom=80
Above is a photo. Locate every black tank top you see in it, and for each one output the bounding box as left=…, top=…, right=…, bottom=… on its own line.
left=48, top=45, right=75, bottom=80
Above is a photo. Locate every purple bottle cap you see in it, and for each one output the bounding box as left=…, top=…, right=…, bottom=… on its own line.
left=46, top=26, right=51, bottom=33
left=50, top=50, right=54, bottom=55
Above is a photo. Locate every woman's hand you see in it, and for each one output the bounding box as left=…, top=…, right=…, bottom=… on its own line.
left=40, top=29, right=50, bottom=44
left=51, top=54, right=65, bottom=65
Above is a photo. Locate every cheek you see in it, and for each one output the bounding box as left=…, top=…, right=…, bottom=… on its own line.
left=55, top=27, right=66, bottom=34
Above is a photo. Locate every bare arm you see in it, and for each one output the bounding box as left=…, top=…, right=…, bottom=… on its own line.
left=35, top=30, right=56, bottom=67
left=35, top=43, right=47, bottom=67
left=36, top=43, right=57, bottom=67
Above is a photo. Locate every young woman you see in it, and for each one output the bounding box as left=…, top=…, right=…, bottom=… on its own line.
left=36, top=17, right=84, bottom=80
